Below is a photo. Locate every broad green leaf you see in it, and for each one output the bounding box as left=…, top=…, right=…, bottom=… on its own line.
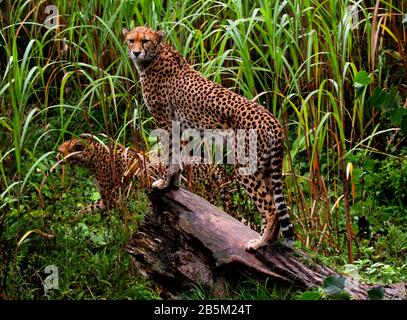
left=91, top=191, right=101, bottom=201
left=330, top=292, right=352, bottom=300
left=91, top=234, right=107, bottom=246
left=368, top=286, right=385, bottom=300
left=370, top=87, right=386, bottom=107
left=389, top=108, right=407, bottom=126
left=323, top=275, right=345, bottom=295
left=354, top=70, right=372, bottom=87
left=295, top=291, right=323, bottom=300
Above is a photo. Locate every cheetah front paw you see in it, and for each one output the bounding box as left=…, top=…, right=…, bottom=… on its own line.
left=283, top=238, right=295, bottom=250
left=245, top=238, right=266, bottom=252
left=151, top=178, right=168, bottom=190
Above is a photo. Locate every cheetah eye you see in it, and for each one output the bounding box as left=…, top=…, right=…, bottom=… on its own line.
left=72, top=145, right=83, bottom=152
left=127, top=39, right=134, bottom=44
left=142, top=39, right=149, bottom=44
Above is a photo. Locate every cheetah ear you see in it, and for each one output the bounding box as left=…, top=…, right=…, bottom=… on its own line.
left=157, top=30, right=165, bottom=42
left=122, top=28, right=128, bottom=38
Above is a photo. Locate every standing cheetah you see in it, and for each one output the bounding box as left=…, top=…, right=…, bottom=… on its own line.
left=123, top=26, right=295, bottom=251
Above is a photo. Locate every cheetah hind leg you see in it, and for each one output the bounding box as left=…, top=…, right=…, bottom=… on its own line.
left=246, top=211, right=279, bottom=251
left=71, top=199, right=108, bottom=222
left=236, top=173, right=280, bottom=251
left=84, top=199, right=108, bottom=213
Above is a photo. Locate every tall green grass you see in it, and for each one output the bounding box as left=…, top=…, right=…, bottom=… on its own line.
left=0, top=0, right=405, bottom=298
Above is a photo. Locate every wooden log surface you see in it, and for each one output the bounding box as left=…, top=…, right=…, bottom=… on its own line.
left=125, top=187, right=406, bottom=300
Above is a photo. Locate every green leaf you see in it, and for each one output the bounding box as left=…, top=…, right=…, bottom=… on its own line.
left=372, top=86, right=400, bottom=112
left=368, top=286, right=385, bottom=300
left=77, top=223, right=90, bottom=237
left=331, top=292, right=352, bottom=300
left=91, top=234, right=107, bottom=246
left=389, top=108, right=407, bottom=126
left=370, top=87, right=387, bottom=107
left=354, top=70, right=372, bottom=87
left=295, top=291, right=323, bottom=300
left=90, top=191, right=101, bottom=201
left=323, top=275, right=345, bottom=295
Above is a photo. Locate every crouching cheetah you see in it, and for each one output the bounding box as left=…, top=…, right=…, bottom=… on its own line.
left=123, top=26, right=295, bottom=250
left=57, top=135, right=148, bottom=212
left=57, top=135, right=260, bottom=228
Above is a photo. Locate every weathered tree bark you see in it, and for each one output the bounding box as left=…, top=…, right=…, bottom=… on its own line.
left=125, top=188, right=406, bottom=300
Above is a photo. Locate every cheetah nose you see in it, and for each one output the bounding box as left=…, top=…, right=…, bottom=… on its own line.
left=132, top=51, right=141, bottom=57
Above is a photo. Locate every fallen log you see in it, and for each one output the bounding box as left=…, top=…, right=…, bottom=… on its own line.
left=125, top=187, right=406, bottom=300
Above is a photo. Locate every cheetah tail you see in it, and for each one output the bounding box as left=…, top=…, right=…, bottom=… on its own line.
left=271, top=171, right=295, bottom=245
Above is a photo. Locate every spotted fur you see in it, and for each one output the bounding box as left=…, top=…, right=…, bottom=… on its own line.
left=123, top=26, right=295, bottom=250
left=58, top=136, right=259, bottom=229
left=58, top=136, right=146, bottom=212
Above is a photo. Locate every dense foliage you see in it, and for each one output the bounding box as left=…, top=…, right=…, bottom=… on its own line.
left=0, top=0, right=405, bottom=299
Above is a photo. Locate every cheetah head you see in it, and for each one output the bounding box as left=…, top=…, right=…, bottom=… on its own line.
left=57, top=138, right=91, bottom=165
left=122, top=26, right=165, bottom=65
